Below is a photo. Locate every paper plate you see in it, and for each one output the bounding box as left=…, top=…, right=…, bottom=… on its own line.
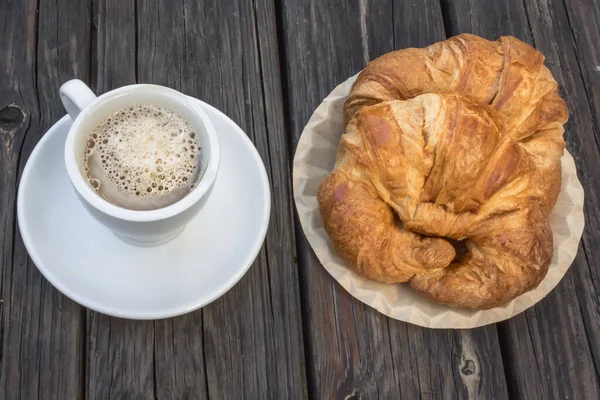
left=292, top=74, right=585, bottom=329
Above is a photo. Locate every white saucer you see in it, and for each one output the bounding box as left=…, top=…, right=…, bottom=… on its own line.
left=17, top=97, right=271, bottom=320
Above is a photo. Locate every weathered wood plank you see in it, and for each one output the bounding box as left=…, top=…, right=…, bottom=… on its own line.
left=137, top=0, right=208, bottom=399
left=561, top=0, right=600, bottom=380
left=518, top=0, right=600, bottom=395
left=179, top=0, right=306, bottom=397
left=388, top=324, right=506, bottom=399
left=441, top=0, right=600, bottom=397
left=278, top=5, right=397, bottom=395
left=154, top=315, right=207, bottom=399
left=87, top=316, right=156, bottom=398
left=135, top=1, right=209, bottom=398
left=278, top=0, right=508, bottom=397
left=0, top=0, right=89, bottom=398
left=87, top=1, right=157, bottom=399
left=94, top=0, right=137, bottom=92
left=89, top=0, right=306, bottom=398
left=563, top=0, right=600, bottom=119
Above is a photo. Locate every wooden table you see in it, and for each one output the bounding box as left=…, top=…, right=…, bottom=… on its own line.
left=1, top=0, right=599, bottom=398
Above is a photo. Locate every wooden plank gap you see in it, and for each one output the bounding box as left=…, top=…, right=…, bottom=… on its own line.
left=439, top=0, right=474, bottom=37
left=271, top=0, right=293, bottom=144
left=448, top=335, right=460, bottom=399
left=7, top=129, right=30, bottom=311
left=152, top=331, right=158, bottom=400
left=438, top=0, right=454, bottom=39
left=272, top=1, right=317, bottom=397
left=391, top=0, right=395, bottom=49
left=90, top=0, right=97, bottom=91
left=32, top=0, right=42, bottom=129
left=179, top=0, right=186, bottom=90
left=8, top=2, right=41, bottom=395
left=251, top=0, right=275, bottom=179
left=580, top=241, right=600, bottom=310
left=519, top=0, right=537, bottom=46
left=200, top=311, right=210, bottom=399
left=134, top=0, right=139, bottom=83
left=294, top=238, right=319, bottom=398
left=560, top=0, right=600, bottom=152
left=384, top=321, right=400, bottom=396
left=495, top=320, right=542, bottom=398
left=84, top=308, right=90, bottom=400
left=575, top=242, right=600, bottom=382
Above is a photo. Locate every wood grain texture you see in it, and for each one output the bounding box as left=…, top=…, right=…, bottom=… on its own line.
left=88, top=316, right=156, bottom=398
left=178, top=0, right=306, bottom=397
left=0, top=0, right=89, bottom=398
left=87, top=1, right=158, bottom=399
left=2, top=0, right=600, bottom=397
left=441, top=0, right=600, bottom=398
left=278, top=0, right=507, bottom=398
left=136, top=1, right=209, bottom=398
left=89, top=0, right=306, bottom=398
left=154, top=315, right=208, bottom=399
left=561, top=0, right=600, bottom=382
left=388, top=325, right=506, bottom=399
left=518, top=0, right=600, bottom=396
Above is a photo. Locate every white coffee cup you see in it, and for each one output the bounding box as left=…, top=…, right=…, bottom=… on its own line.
left=59, top=79, right=220, bottom=246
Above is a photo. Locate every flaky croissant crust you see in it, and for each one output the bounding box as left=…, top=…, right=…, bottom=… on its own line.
left=317, top=34, right=568, bottom=309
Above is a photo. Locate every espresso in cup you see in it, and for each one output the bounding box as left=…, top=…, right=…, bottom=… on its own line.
left=83, top=104, right=201, bottom=211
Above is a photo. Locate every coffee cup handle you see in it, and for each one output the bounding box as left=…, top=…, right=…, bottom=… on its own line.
left=59, top=79, right=97, bottom=120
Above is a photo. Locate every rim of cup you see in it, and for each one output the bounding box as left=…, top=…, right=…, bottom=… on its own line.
left=64, top=84, right=220, bottom=222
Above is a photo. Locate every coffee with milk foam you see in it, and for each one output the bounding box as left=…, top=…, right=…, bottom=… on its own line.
left=83, top=104, right=201, bottom=210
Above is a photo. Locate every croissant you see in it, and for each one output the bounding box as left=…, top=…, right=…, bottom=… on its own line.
left=317, top=34, right=568, bottom=309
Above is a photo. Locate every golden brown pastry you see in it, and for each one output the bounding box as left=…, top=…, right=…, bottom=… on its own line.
left=317, top=34, right=568, bottom=309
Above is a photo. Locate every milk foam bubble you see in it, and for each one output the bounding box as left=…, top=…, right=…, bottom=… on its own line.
left=83, top=104, right=201, bottom=210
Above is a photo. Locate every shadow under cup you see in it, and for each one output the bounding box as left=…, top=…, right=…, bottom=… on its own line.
left=65, top=85, right=220, bottom=246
